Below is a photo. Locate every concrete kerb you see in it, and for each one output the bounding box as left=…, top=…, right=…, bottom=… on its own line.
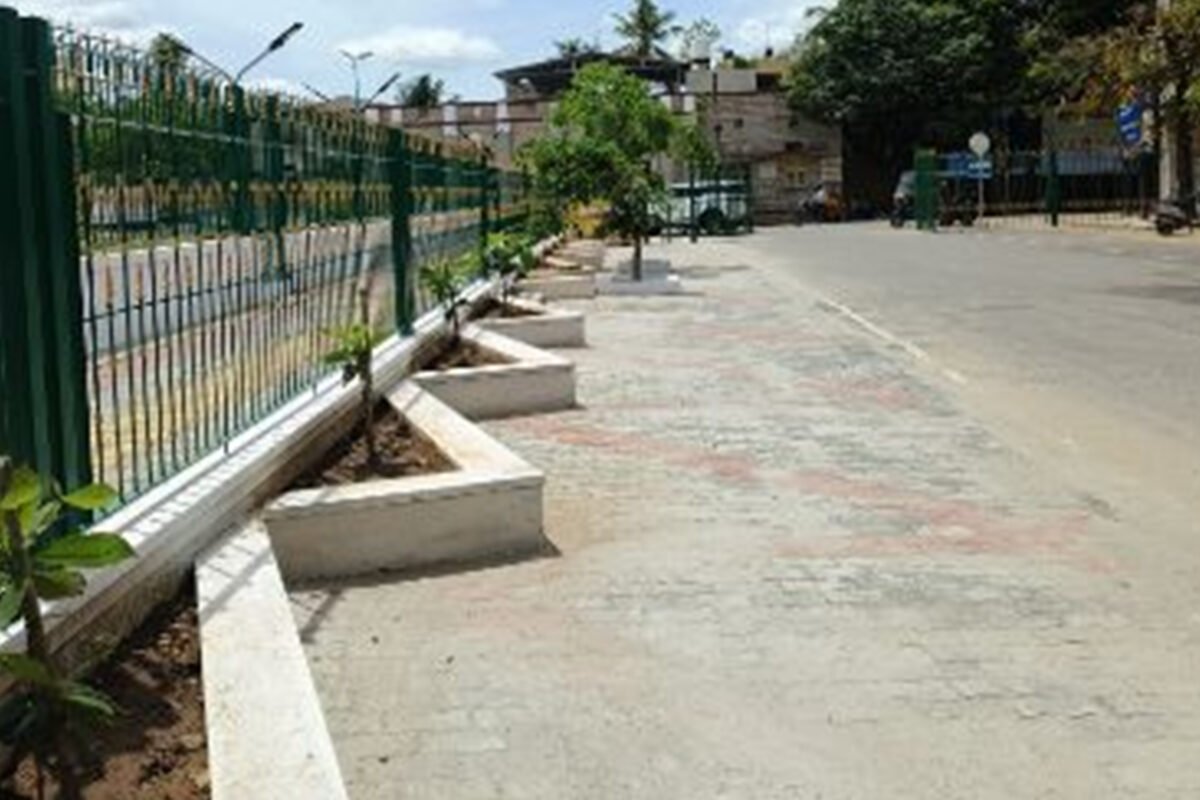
left=413, top=325, right=578, bottom=421
left=263, top=381, right=546, bottom=583
left=475, top=296, right=587, bottom=349
left=198, top=520, right=349, bottom=800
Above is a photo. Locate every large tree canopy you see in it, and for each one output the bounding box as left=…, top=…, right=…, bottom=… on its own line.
left=787, top=0, right=1144, bottom=206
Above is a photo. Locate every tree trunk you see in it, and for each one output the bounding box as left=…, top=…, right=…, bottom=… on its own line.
left=1177, top=106, right=1195, bottom=216
left=632, top=235, right=643, bottom=282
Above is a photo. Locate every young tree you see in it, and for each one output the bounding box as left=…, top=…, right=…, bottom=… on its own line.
left=521, top=62, right=675, bottom=280
left=614, top=0, right=679, bottom=58
left=0, top=459, right=133, bottom=799
left=323, top=281, right=385, bottom=473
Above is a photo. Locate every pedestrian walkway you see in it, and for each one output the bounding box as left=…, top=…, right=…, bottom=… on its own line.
left=291, top=237, right=1199, bottom=799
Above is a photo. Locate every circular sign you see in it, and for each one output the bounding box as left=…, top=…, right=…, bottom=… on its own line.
left=969, top=132, right=992, bottom=157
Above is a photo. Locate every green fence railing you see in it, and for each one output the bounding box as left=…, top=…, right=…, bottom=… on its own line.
left=0, top=8, right=528, bottom=504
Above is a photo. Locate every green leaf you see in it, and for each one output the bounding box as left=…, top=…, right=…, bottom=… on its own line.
left=61, top=483, right=118, bottom=512
left=0, top=654, right=55, bottom=688
left=63, top=682, right=118, bottom=721
left=19, top=501, right=61, bottom=540
left=0, top=467, right=41, bottom=511
left=32, top=568, right=87, bottom=600
left=0, top=582, right=26, bottom=630
left=36, top=533, right=134, bottom=569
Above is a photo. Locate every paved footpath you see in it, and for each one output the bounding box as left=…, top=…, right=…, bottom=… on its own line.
left=291, top=237, right=1200, bottom=799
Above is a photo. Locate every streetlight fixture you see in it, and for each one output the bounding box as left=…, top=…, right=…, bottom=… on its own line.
left=364, top=71, right=402, bottom=110
left=339, top=49, right=374, bottom=110
left=174, top=22, right=304, bottom=85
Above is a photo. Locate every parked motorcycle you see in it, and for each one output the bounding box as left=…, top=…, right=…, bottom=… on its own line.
left=1155, top=194, right=1197, bottom=236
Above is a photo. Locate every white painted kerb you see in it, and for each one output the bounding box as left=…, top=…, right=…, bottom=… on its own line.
left=198, top=521, right=348, bottom=800
left=264, top=382, right=546, bottom=583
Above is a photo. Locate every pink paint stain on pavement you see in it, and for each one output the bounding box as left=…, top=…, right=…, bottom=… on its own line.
left=504, top=417, right=1114, bottom=573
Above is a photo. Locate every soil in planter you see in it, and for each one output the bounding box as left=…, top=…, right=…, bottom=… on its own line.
left=475, top=298, right=542, bottom=320
left=423, top=339, right=511, bottom=372
left=3, top=586, right=208, bottom=800
left=292, top=402, right=454, bottom=487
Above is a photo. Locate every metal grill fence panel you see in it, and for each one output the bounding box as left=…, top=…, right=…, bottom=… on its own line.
left=0, top=9, right=528, bottom=505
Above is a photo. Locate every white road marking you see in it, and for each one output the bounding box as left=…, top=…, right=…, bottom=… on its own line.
left=816, top=297, right=969, bottom=386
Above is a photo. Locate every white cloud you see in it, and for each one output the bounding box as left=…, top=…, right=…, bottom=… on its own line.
left=19, top=0, right=165, bottom=43
left=338, top=25, right=501, bottom=66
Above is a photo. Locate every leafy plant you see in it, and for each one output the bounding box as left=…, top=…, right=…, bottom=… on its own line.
left=519, top=63, right=676, bottom=280
left=420, top=255, right=471, bottom=343
left=324, top=286, right=386, bottom=473
left=483, top=233, right=537, bottom=304
left=0, top=458, right=134, bottom=799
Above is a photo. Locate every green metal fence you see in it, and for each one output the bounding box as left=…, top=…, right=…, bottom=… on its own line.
left=0, top=8, right=527, bottom=503
left=908, top=146, right=1158, bottom=232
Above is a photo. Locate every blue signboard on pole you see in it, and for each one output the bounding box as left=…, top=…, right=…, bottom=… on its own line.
left=967, top=159, right=993, bottom=180
left=1117, top=102, right=1143, bottom=147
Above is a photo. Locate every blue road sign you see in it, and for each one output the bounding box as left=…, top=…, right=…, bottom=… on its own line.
left=967, top=159, right=993, bottom=180
left=1117, top=102, right=1143, bottom=147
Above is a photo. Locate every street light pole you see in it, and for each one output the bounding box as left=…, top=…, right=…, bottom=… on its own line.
left=175, top=22, right=304, bottom=86
left=340, top=49, right=374, bottom=111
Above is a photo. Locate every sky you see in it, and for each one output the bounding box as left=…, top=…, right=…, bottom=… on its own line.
left=19, top=0, right=826, bottom=102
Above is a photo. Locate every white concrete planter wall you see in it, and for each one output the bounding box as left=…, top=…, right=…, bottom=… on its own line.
left=475, top=297, right=587, bottom=349
left=263, top=382, right=545, bottom=583
left=518, top=271, right=597, bottom=300
left=413, top=326, right=577, bottom=421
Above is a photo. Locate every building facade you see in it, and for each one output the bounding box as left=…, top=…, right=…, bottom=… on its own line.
left=370, top=53, right=843, bottom=225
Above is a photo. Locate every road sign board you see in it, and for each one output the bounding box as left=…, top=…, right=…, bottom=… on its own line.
left=1117, top=102, right=1143, bottom=147
left=969, top=132, right=991, bottom=158
left=967, top=158, right=993, bottom=180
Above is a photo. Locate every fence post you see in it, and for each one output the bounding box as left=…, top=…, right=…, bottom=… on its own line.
left=1046, top=149, right=1061, bottom=227
left=914, top=149, right=938, bottom=231
left=479, top=156, right=491, bottom=251
left=0, top=10, right=90, bottom=488
left=390, top=130, right=414, bottom=333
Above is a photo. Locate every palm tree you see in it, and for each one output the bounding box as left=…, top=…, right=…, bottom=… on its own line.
left=613, top=0, right=678, bottom=59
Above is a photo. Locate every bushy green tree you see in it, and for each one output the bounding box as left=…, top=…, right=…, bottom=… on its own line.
left=788, top=0, right=1033, bottom=205
left=521, top=62, right=675, bottom=279
left=398, top=74, right=446, bottom=109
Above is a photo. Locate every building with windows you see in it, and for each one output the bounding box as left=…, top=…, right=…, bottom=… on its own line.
left=368, top=50, right=842, bottom=225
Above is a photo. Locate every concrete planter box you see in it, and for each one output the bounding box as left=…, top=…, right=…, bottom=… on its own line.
left=518, top=271, right=597, bottom=300
left=263, top=382, right=545, bottom=583
left=413, top=326, right=576, bottom=421
left=475, top=297, right=587, bottom=349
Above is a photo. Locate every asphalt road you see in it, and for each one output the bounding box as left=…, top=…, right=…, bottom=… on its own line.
left=740, top=222, right=1200, bottom=526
